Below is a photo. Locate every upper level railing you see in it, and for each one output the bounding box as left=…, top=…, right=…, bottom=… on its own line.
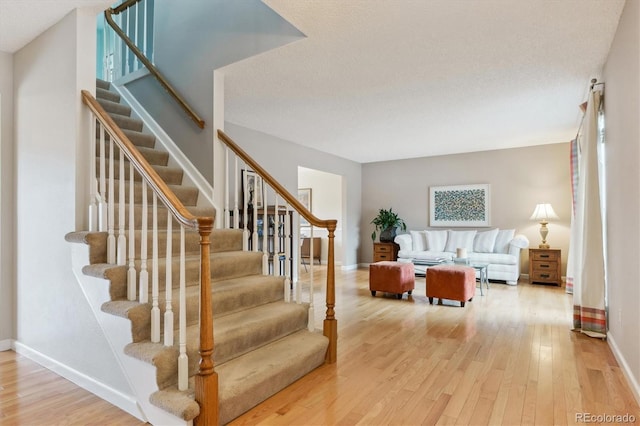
left=217, top=129, right=338, bottom=364
left=102, top=0, right=205, bottom=128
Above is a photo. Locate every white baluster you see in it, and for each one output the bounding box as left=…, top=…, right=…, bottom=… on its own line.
left=233, top=157, right=239, bottom=229
left=88, top=116, right=98, bottom=231
left=139, top=182, right=149, bottom=303
left=151, top=192, right=160, bottom=343
left=127, top=163, right=136, bottom=301
left=296, top=213, right=302, bottom=304
left=308, top=225, right=315, bottom=331
left=274, top=196, right=281, bottom=277
left=284, top=209, right=291, bottom=302
left=224, top=148, right=230, bottom=228
left=251, top=185, right=258, bottom=252
left=262, top=185, right=269, bottom=274
left=164, top=211, right=174, bottom=346
left=178, top=226, right=188, bottom=391
left=117, top=149, right=126, bottom=265
left=242, top=168, right=249, bottom=250
left=98, top=122, right=107, bottom=232
left=107, top=136, right=116, bottom=264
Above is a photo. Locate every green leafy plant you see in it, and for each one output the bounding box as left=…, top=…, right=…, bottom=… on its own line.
left=370, top=207, right=406, bottom=241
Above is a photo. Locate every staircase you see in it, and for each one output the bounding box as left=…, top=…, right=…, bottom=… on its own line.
left=66, top=80, right=329, bottom=424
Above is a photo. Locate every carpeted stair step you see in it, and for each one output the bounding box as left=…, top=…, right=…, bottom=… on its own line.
left=64, top=231, right=107, bottom=264
left=102, top=274, right=285, bottom=343
left=124, top=301, right=310, bottom=391
left=97, top=143, right=170, bottom=167
left=97, top=128, right=157, bottom=149
left=96, top=79, right=110, bottom=90
left=97, top=98, right=132, bottom=117
left=101, top=158, right=183, bottom=185
left=148, top=330, right=329, bottom=423
left=96, top=87, right=120, bottom=103
left=110, top=179, right=199, bottom=206
left=108, top=112, right=143, bottom=132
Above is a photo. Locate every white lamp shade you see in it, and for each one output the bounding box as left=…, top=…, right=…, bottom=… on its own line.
left=530, top=203, right=559, bottom=221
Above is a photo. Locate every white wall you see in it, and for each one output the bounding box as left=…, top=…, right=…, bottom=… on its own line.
left=298, top=167, right=344, bottom=264
left=225, top=122, right=362, bottom=268
left=0, top=51, right=14, bottom=345
left=14, top=9, right=131, bottom=394
left=361, top=143, right=572, bottom=275
left=602, top=0, right=640, bottom=402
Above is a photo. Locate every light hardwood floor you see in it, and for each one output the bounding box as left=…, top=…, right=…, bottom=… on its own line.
left=2, top=266, right=639, bottom=425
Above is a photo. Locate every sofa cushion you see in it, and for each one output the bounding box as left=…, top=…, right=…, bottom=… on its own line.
left=474, top=228, right=499, bottom=253
left=494, top=229, right=515, bottom=253
left=444, top=230, right=476, bottom=253
left=410, top=230, right=427, bottom=251
left=468, top=252, right=517, bottom=265
left=425, top=230, right=448, bottom=252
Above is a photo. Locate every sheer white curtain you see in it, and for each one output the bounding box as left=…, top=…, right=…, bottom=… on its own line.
left=565, top=90, right=607, bottom=338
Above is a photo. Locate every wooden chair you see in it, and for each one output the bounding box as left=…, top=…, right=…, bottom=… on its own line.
left=301, top=237, right=321, bottom=271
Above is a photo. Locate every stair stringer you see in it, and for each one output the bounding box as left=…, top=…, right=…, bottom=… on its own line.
left=110, top=78, right=217, bottom=213
left=69, top=241, right=191, bottom=426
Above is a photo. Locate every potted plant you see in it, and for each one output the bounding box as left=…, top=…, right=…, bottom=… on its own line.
left=370, top=208, right=406, bottom=242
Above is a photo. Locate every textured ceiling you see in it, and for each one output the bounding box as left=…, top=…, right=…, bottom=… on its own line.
left=223, top=0, right=625, bottom=163
left=0, top=0, right=111, bottom=53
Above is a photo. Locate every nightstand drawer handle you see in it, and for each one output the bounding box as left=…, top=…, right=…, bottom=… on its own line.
left=540, top=264, right=550, bottom=268
left=540, top=254, right=550, bottom=258
left=540, top=274, right=550, bottom=278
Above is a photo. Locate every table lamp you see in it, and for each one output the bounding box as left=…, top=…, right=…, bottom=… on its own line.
left=530, top=203, right=559, bottom=249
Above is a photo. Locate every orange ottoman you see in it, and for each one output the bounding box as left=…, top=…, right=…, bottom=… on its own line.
left=369, top=261, right=415, bottom=299
left=426, top=265, right=475, bottom=307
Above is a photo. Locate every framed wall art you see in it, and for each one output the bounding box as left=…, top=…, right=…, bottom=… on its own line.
left=429, top=184, right=490, bottom=227
left=242, top=169, right=263, bottom=208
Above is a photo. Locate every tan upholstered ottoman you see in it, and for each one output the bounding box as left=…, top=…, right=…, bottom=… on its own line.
left=426, top=265, right=475, bottom=307
left=369, top=261, right=415, bottom=299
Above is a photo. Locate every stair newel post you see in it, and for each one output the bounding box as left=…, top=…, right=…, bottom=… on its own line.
left=262, top=184, right=269, bottom=275
left=323, top=221, right=338, bottom=363
left=117, top=149, right=127, bottom=265
left=151, top=192, right=160, bottom=343
left=284, top=206, right=291, bottom=302
left=88, top=116, right=98, bottom=232
left=194, top=217, right=218, bottom=426
left=98, top=126, right=107, bottom=232
left=164, top=211, right=174, bottom=346
left=107, top=135, right=116, bottom=264
left=139, top=181, right=149, bottom=303
left=127, top=163, right=137, bottom=301
left=307, top=224, right=315, bottom=332
left=178, top=225, right=188, bottom=391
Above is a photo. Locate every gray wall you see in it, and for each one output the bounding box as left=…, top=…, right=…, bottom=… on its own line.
left=602, top=0, right=640, bottom=402
left=225, top=122, right=362, bottom=268
left=0, top=51, right=14, bottom=345
left=13, top=9, right=131, bottom=393
left=126, top=0, right=304, bottom=182
left=361, top=143, right=572, bottom=275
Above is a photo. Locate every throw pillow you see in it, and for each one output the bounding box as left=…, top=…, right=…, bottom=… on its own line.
left=425, top=230, right=448, bottom=252
left=474, top=229, right=499, bottom=253
left=494, top=229, right=515, bottom=253
left=444, top=230, right=477, bottom=253
left=410, top=230, right=427, bottom=251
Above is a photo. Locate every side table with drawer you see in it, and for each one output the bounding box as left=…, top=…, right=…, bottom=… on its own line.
left=373, top=242, right=399, bottom=262
left=529, top=248, right=562, bottom=286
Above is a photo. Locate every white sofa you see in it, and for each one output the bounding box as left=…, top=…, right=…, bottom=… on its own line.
left=394, top=229, right=529, bottom=285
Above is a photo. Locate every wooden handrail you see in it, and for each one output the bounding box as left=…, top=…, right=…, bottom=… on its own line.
left=217, top=129, right=338, bottom=363
left=104, top=0, right=205, bottom=129
left=217, top=130, right=338, bottom=232
left=83, top=89, right=218, bottom=423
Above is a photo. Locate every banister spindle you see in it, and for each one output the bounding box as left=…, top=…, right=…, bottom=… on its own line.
left=224, top=148, right=230, bottom=228
left=164, top=211, right=174, bottom=347
left=274, top=196, right=281, bottom=277
left=117, top=149, right=126, bottom=265
left=98, top=126, right=107, bottom=231
left=139, top=181, right=149, bottom=303
left=127, top=163, right=136, bottom=301
left=284, top=206, right=291, bottom=302
left=233, top=157, right=239, bottom=229
left=262, top=185, right=269, bottom=274
left=88, top=116, right=98, bottom=231
left=242, top=167, right=249, bottom=251
left=308, top=224, right=315, bottom=331
left=178, top=225, right=188, bottom=391
left=151, top=192, right=160, bottom=343
left=107, top=135, right=116, bottom=264
left=296, top=213, right=302, bottom=304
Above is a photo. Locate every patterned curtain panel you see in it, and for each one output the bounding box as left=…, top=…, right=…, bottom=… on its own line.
left=565, top=138, right=579, bottom=294
left=566, top=90, right=607, bottom=338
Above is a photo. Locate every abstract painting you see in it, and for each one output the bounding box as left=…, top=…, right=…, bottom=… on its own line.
left=430, top=184, right=490, bottom=227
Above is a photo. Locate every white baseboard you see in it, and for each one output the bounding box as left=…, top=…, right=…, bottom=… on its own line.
left=13, top=341, right=144, bottom=421
left=0, top=339, right=12, bottom=351
left=607, top=333, right=640, bottom=406
left=341, top=263, right=359, bottom=271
